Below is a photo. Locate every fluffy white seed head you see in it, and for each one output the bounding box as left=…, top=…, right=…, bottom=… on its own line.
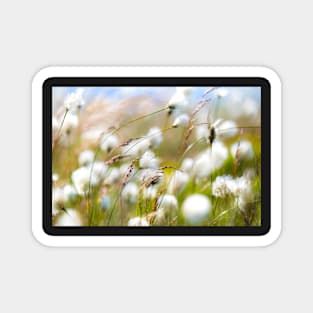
left=172, top=114, right=190, bottom=128
left=157, top=194, right=178, bottom=213
left=231, top=140, right=254, bottom=160
left=216, top=120, right=238, bottom=138
left=52, top=203, right=59, bottom=216
left=147, top=127, right=163, bottom=149
left=64, top=88, right=85, bottom=111
left=52, top=187, right=65, bottom=209
left=104, top=167, right=120, bottom=186
left=128, top=216, right=149, bottom=226
left=122, top=137, right=150, bottom=157
left=192, top=141, right=228, bottom=179
left=140, top=168, right=163, bottom=186
left=55, top=209, right=82, bottom=226
left=168, top=88, right=192, bottom=116
left=195, top=125, right=209, bottom=141
left=212, top=175, right=251, bottom=199
left=153, top=208, right=166, bottom=224
left=181, top=158, right=194, bottom=174
left=212, top=175, right=235, bottom=198
left=89, top=161, right=108, bottom=185
left=71, top=163, right=107, bottom=195
left=216, top=88, right=228, bottom=98
left=182, top=194, right=211, bottom=224
left=101, top=134, right=119, bottom=153
left=139, top=150, right=159, bottom=169
left=176, top=87, right=193, bottom=97
left=71, top=167, right=91, bottom=195
left=122, top=182, right=139, bottom=203
left=52, top=173, right=59, bottom=182
left=238, top=188, right=254, bottom=212
left=168, top=170, right=189, bottom=194
left=230, top=176, right=251, bottom=197
left=78, top=150, right=95, bottom=166
left=62, top=113, right=78, bottom=135
left=52, top=116, right=59, bottom=134
left=63, top=184, right=78, bottom=202
left=192, top=153, right=211, bottom=179
left=169, top=91, right=186, bottom=110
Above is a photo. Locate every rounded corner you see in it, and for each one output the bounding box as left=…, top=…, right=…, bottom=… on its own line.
left=255, top=66, right=282, bottom=89
left=259, top=223, right=282, bottom=247
left=31, top=225, right=54, bottom=247
left=32, top=66, right=59, bottom=89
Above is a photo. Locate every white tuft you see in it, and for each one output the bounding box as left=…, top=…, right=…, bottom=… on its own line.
left=182, top=194, right=211, bottom=224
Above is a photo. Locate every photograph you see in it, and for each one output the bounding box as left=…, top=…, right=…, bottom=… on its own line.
left=52, top=85, right=261, bottom=227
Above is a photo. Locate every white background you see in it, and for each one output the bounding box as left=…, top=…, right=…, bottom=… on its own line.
left=0, top=0, right=310, bottom=312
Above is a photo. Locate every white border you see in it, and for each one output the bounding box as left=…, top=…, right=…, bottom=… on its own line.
left=32, top=67, right=281, bottom=247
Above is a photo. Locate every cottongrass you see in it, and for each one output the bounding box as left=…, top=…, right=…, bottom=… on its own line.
left=128, top=216, right=149, bottom=226
left=52, top=86, right=261, bottom=227
left=55, top=209, right=82, bottom=226
left=182, top=194, right=211, bottom=224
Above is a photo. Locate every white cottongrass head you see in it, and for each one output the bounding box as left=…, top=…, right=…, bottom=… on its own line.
left=168, top=90, right=187, bottom=115
left=52, top=116, right=59, bottom=134
left=139, top=150, right=159, bottom=169
left=168, top=170, right=189, bottom=194
left=71, top=167, right=91, bottom=195
left=216, top=120, right=238, bottom=138
left=122, top=137, right=150, bottom=157
left=52, top=203, right=59, bottom=216
left=147, top=127, right=163, bottom=149
left=212, top=175, right=235, bottom=198
left=192, top=153, right=211, bottom=180
left=196, top=119, right=237, bottom=143
left=230, top=176, right=251, bottom=197
left=71, top=162, right=107, bottom=195
left=181, top=158, right=194, bottom=174
left=55, top=209, right=82, bottom=226
left=182, top=194, right=211, bottom=224
left=52, top=187, right=65, bottom=209
left=64, top=88, right=85, bottom=111
left=100, top=134, right=119, bottom=153
left=238, top=188, right=254, bottom=212
left=52, top=173, right=59, bottom=182
left=192, top=141, right=228, bottom=179
left=172, top=114, right=190, bottom=128
left=90, top=161, right=108, bottom=181
left=210, top=141, right=229, bottom=168
left=52, top=185, right=77, bottom=214
left=122, top=182, right=139, bottom=203
left=231, top=140, right=254, bottom=160
left=78, top=150, right=95, bottom=166
left=215, top=88, right=228, bottom=98
left=140, top=168, right=163, bottom=187
left=153, top=208, right=166, bottom=224
left=63, top=184, right=78, bottom=202
left=128, top=216, right=149, bottom=226
left=62, top=113, right=78, bottom=135
left=104, top=167, right=120, bottom=186
left=168, top=87, right=193, bottom=116
left=176, top=87, right=193, bottom=97
left=212, top=175, right=251, bottom=199
left=157, top=194, right=178, bottom=213
left=195, top=125, right=209, bottom=141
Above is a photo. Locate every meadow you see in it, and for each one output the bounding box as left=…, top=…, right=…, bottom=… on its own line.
left=52, top=86, right=261, bottom=227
